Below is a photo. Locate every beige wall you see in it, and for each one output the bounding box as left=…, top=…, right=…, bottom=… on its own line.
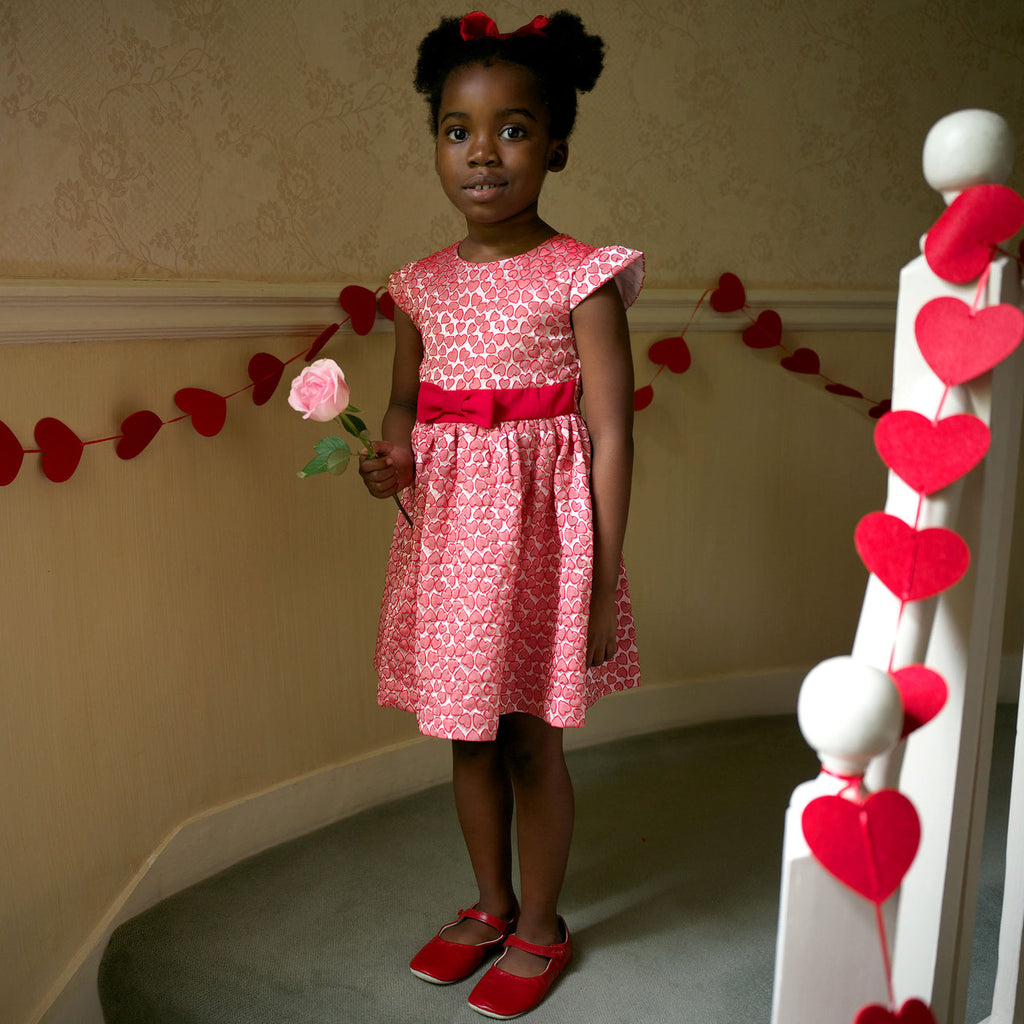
left=2, top=1, right=1024, bottom=1021
left=2, top=0, right=1023, bottom=287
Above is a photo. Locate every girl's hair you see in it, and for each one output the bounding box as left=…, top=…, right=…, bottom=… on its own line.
left=414, top=10, right=604, bottom=139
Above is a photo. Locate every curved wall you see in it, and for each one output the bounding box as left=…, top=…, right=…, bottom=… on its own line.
left=2, top=1, right=1024, bottom=1022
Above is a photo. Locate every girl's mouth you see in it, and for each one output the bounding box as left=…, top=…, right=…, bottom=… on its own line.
left=464, top=182, right=507, bottom=199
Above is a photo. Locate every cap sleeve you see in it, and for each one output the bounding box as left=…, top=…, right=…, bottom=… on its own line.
left=387, top=263, right=418, bottom=320
left=569, top=246, right=645, bottom=311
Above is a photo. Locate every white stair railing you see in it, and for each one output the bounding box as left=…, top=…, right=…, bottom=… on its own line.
left=771, top=109, right=1024, bottom=1024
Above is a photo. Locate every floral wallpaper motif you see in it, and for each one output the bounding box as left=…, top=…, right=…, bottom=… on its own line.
left=0, top=0, right=1022, bottom=287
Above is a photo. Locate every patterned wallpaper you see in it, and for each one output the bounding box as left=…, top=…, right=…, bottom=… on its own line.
left=1, top=0, right=1022, bottom=288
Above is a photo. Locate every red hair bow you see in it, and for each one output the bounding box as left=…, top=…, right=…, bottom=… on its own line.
left=459, top=11, right=550, bottom=41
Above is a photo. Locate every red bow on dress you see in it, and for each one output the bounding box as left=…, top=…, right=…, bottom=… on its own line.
left=459, top=11, right=550, bottom=41
left=417, top=381, right=497, bottom=427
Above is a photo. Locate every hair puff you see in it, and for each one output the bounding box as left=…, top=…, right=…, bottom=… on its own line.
left=413, top=9, right=604, bottom=139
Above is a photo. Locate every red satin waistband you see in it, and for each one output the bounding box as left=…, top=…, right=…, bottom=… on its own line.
left=416, top=379, right=578, bottom=427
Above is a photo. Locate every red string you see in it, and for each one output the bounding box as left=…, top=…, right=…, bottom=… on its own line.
left=873, top=900, right=897, bottom=1009
left=971, top=262, right=993, bottom=315
left=856, top=806, right=897, bottom=1006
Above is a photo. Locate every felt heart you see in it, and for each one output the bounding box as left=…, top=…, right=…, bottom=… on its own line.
left=870, top=399, right=892, bottom=419
left=115, top=410, right=163, bottom=461
left=781, top=347, right=820, bottom=374
left=710, top=272, right=746, bottom=312
left=802, top=789, right=920, bottom=903
left=855, top=511, right=969, bottom=601
left=924, top=184, right=1024, bottom=283
left=826, top=383, right=864, bottom=398
left=874, top=410, right=990, bottom=495
left=174, top=388, right=227, bottom=437
left=377, top=290, right=396, bottom=321
left=742, top=310, right=782, bottom=349
left=247, top=352, right=286, bottom=406
left=915, top=297, right=1024, bottom=385
left=34, top=417, right=84, bottom=483
left=634, top=384, right=654, bottom=411
left=891, top=665, right=948, bottom=739
left=0, top=419, right=24, bottom=485
left=305, top=322, right=340, bottom=362
left=855, top=998, right=936, bottom=1024
left=339, top=285, right=378, bottom=335
left=648, top=335, right=691, bottom=374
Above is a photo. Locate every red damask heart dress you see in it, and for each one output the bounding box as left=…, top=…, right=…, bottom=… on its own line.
left=375, top=234, right=644, bottom=741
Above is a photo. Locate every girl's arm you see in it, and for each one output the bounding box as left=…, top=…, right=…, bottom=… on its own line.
left=571, top=279, right=635, bottom=667
left=359, top=307, right=422, bottom=499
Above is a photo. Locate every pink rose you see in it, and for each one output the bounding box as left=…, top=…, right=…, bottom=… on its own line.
left=288, top=359, right=351, bottom=421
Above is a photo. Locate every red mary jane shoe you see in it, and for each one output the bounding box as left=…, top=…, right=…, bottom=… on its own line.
left=409, top=904, right=519, bottom=985
left=467, top=918, right=572, bottom=1019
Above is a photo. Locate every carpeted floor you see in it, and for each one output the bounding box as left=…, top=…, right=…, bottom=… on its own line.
left=98, top=709, right=1016, bottom=1024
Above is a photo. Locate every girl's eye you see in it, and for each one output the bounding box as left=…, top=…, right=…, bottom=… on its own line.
left=500, top=125, right=526, bottom=140
left=445, top=126, right=469, bottom=142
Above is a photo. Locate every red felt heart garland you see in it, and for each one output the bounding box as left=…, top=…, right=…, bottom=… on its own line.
left=633, top=384, right=654, bottom=412
left=174, top=388, right=228, bottom=437
left=795, top=182, right=1021, bottom=1024
left=338, top=285, right=379, bottom=336
left=35, top=417, right=84, bottom=483
left=248, top=352, right=286, bottom=407
left=855, top=998, right=937, bottom=1024
left=0, top=420, right=25, bottom=485
left=924, top=184, right=1024, bottom=283
left=635, top=275, right=886, bottom=413
left=709, top=271, right=746, bottom=312
left=874, top=410, right=990, bottom=495
left=647, top=335, right=691, bottom=374
left=802, top=789, right=921, bottom=904
left=116, top=411, right=163, bottom=461
left=890, top=665, right=948, bottom=739
left=1, top=284, right=389, bottom=484
left=305, top=322, right=341, bottom=363
left=915, top=297, right=1024, bottom=385
left=855, top=512, right=969, bottom=602
left=781, top=347, right=821, bottom=375
left=742, top=309, right=782, bottom=349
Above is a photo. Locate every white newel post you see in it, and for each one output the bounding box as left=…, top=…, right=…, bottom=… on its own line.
left=771, top=110, right=1024, bottom=1024
left=771, top=659, right=904, bottom=1024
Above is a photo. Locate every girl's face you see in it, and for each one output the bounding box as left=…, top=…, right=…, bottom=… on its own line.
left=434, top=61, right=568, bottom=231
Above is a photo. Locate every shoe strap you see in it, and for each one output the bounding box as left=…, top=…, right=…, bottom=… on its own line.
left=458, top=906, right=513, bottom=932
left=504, top=931, right=569, bottom=961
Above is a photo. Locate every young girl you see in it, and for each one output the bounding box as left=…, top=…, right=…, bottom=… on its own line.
left=359, top=10, right=642, bottom=1018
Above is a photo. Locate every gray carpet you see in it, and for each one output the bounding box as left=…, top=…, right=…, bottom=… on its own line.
left=98, top=710, right=1014, bottom=1023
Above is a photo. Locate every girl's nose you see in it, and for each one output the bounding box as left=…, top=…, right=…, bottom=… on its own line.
left=468, top=135, right=499, bottom=165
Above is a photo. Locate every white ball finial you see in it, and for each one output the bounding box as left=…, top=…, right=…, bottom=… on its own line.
left=797, top=656, right=903, bottom=776
left=923, top=109, right=1014, bottom=204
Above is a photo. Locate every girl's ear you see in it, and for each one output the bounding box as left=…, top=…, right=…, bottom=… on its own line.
left=547, top=141, right=569, bottom=173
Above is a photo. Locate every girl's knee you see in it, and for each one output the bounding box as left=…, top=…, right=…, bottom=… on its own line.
left=452, top=737, right=501, bottom=767
left=499, top=715, right=566, bottom=784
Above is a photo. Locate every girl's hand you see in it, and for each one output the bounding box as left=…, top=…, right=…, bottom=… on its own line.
left=586, top=591, right=618, bottom=667
left=359, top=441, right=414, bottom=499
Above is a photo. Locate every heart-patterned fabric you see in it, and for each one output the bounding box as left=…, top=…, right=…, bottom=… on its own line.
left=375, top=236, right=644, bottom=741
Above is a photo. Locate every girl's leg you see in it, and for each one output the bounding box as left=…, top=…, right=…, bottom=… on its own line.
left=443, top=736, right=517, bottom=944
left=499, top=712, right=575, bottom=977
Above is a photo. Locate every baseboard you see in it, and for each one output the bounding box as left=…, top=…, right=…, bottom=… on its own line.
left=35, top=660, right=1020, bottom=1024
